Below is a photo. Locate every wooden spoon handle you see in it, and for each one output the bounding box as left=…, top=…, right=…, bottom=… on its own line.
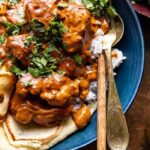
left=97, top=54, right=106, bottom=150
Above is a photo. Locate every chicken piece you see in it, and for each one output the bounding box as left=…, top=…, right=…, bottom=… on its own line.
left=16, top=73, right=79, bottom=107
left=25, top=0, right=58, bottom=27
left=0, top=64, right=16, bottom=122
left=58, top=3, right=91, bottom=53
left=75, top=64, right=98, bottom=81
left=58, top=58, right=77, bottom=77
left=16, top=73, right=43, bottom=96
left=75, top=66, right=88, bottom=79
left=73, top=105, right=91, bottom=129
left=76, top=78, right=90, bottom=100
left=4, top=34, right=33, bottom=66
left=86, top=63, right=98, bottom=81
left=10, top=93, right=72, bottom=126
left=41, top=74, right=79, bottom=107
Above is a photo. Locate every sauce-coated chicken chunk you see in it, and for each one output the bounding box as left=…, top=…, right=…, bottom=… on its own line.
left=58, top=3, right=91, bottom=53
left=4, top=34, right=33, bottom=66
left=73, top=105, right=91, bottom=129
left=25, top=0, right=58, bottom=27
left=16, top=73, right=79, bottom=107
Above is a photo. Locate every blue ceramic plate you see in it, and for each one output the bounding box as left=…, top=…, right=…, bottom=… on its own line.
left=52, top=0, right=144, bottom=149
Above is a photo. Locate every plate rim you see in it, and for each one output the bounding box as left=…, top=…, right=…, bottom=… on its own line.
left=70, top=0, right=144, bottom=149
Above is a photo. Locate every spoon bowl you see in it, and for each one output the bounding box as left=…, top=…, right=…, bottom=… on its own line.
left=113, top=14, right=124, bottom=46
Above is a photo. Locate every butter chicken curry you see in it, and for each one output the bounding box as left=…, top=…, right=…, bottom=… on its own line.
left=0, top=0, right=116, bottom=129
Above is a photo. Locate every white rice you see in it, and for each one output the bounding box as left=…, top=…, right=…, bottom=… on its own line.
left=112, top=49, right=126, bottom=69
left=90, top=29, right=104, bottom=58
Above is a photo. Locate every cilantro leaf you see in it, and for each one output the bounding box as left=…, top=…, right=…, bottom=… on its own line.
left=0, top=34, right=5, bottom=44
left=3, top=22, right=22, bottom=35
left=73, top=54, right=82, bottom=65
left=82, top=0, right=108, bottom=17
left=82, top=0, right=117, bottom=17
left=107, top=6, right=117, bottom=17
left=10, top=65, right=26, bottom=76
left=45, top=44, right=60, bottom=54
left=27, top=43, right=59, bottom=78
left=24, top=35, right=33, bottom=47
left=49, top=19, right=68, bottom=42
left=28, top=67, right=41, bottom=78
left=31, top=19, right=46, bottom=33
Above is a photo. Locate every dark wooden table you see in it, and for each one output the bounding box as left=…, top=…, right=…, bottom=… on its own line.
left=82, top=15, right=150, bottom=150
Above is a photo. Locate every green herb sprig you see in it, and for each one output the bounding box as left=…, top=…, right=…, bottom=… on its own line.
left=82, top=0, right=117, bottom=17
left=3, top=21, right=22, bottom=35
left=10, top=65, right=26, bottom=76
left=48, top=19, right=68, bottom=42
left=73, top=54, right=82, bottom=66
left=27, top=43, right=59, bottom=78
left=0, top=34, right=5, bottom=44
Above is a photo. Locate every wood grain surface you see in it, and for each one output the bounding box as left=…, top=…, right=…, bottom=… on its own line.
left=97, top=54, right=106, bottom=150
left=81, top=15, right=150, bottom=150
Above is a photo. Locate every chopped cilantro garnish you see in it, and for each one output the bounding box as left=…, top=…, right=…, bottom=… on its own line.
left=27, top=43, right=59, bottom=77
left=24, top=36, right=33, bottom=47
left=10, top=65, right=26, bottom=76
left=73, top=54, right=82, bottom=65
left=28, top=67, right=41, bottom=78
left=107, top=6, right=117, bottom=17
left=31, top=19, right=46, bottom=33
left=28, top=63, right=57, bottom=78
left=82, top=0, right=117, bottom=17
left=3, top=22, right=22, bottom=35
left=49, top=19, right=68, bottom=42
left=82, top=0, right=108, bottom=17
left=0, top=34, right=5, bottom=44
left=45, top=44, right=60, bottom=54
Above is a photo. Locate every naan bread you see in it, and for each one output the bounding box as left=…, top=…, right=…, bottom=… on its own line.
left=0, top=65, right=16, bottom=122
left=0, top=103, right=97, bottom=150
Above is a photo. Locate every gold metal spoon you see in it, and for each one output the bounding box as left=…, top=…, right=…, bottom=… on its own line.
left=105, top=16, right=129, bottom=150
